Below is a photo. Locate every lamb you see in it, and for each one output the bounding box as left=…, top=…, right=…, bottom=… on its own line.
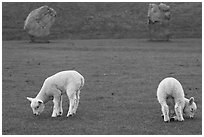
left=27, top=70, right=84, bottom=117
left=157, top=77, right=197, bottom=122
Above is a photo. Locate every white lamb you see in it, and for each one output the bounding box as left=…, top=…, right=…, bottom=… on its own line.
left=157, top=77, right=197, bottom=122
left=27, top=70, right=84, bottom=117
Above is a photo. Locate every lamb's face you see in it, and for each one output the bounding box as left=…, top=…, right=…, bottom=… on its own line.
left=183, top=97, right=197, bottom=118
left=27, top=97, right=45, bottom=116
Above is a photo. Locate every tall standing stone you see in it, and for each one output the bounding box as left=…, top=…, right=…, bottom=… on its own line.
left=147, top=3, right=170, bottom=41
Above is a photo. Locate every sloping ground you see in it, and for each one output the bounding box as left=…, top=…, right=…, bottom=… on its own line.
left=2, top=2, right=201, bottom=40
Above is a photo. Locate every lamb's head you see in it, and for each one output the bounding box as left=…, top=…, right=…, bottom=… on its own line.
left=27, top=97, right=45, bottom=116
left=183, top=97, right=197, bottom=118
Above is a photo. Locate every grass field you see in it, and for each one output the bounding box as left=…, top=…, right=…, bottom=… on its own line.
left=2, top=38, right=202, bottom=135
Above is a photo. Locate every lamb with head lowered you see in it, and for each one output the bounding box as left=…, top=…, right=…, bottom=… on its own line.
left=157, top=77, right=197, bottom=122
left=27, top=70, right=84, bottom=117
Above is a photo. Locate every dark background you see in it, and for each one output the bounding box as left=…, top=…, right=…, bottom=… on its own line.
left=2, top=2, right=202, bottom=40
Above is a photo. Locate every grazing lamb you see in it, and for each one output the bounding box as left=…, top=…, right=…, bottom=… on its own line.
left=157, top=77, right=197, bottom=122
left=27, top=70, right=84, bottom=117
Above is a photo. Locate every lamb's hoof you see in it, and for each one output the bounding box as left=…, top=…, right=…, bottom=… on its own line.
left=170, top=117, right=175, bottom=122
left=52, top=112, right=62, bottom=117
left=178, top=119, right=184, bottom=122
left=56, top=114, right=62, bottom=117
left=67, top=112, right=75, bottom=117
left=67, top=114, right=73, bottom=117
left=164, top=117, right=170, bottom=123
left=164, top=120, right=170, bottom=123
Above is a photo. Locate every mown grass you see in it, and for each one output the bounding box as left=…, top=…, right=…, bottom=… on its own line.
left=2, top=38, right=202, bottom=135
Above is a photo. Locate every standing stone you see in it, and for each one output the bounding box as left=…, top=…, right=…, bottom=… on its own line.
left=147, top=3, right=170, bottom=41
left=24, top=5, right=56, bottom=43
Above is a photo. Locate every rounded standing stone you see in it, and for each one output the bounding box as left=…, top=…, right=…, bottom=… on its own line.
left=24, top=5, right=56, bottom=42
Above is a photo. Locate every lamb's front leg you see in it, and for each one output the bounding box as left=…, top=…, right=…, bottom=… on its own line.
left=174, top=102, right=184, bottom=122
left=52, top=93, right=63, bottom=117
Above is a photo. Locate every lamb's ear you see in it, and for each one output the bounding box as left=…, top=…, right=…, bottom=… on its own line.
left=27, top=97, right=34, bottom=102
left=38, top=100, right=43, bottom=104
left=189, top=97, right=194, bottom=105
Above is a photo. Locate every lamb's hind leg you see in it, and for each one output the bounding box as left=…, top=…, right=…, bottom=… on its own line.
left=59, top=95, right=63, bottom=116
left=160, top=101, right=170, bottom=122
left=66, top=86, right=77, bottom=117
left=73, top=90, right=80, bottom=115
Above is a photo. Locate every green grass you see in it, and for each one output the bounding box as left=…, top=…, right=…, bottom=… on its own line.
left=2, top=38, right=202, bottom=134
left=2, top=2, right=202, bottom=40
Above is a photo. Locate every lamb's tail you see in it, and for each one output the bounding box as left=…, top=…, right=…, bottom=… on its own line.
left=79, top=76, right=85, bottom=90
